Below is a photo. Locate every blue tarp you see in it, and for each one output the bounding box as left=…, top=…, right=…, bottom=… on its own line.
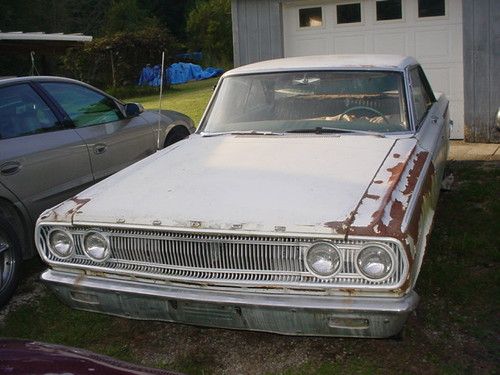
left=138, top=62, right=223, bottom=87
left=138, top=65, right=163, bottom=87
left=167, top=63, right=223, bottom=85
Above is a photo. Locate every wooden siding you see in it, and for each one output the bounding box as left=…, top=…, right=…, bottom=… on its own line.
left=463, top=0, right=500, bottom=143
left=231, top=0, right=284, bottom=67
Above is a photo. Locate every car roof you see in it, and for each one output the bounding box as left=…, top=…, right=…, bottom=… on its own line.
left=0, top=75, right=87, bottom=86
left=0, top=76, right=122, bottom=103
left=224, top=54, right=418, bottom=77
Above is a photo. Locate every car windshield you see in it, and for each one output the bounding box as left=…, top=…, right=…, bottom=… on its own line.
left=201, top=71, right=409, bottom=134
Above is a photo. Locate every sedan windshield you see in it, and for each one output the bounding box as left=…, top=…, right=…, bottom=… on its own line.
left=201, top=71, right=409, bottom=134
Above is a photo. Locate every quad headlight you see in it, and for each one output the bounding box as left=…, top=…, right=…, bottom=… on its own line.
left=304, top=242, right=342, bottom=278
left=83, top=231, right=111, bottom=262
left=47, top=229, right=74, bottom=259
left=356, top=243, right=394, bottom=281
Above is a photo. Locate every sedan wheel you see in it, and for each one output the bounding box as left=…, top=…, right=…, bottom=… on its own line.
left=0, top=222, right=21, bottom=308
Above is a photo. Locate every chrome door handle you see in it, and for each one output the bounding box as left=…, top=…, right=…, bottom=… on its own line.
left=0, top=161, right=21, bottom=175
left=93, top=144, right=107, bottom=154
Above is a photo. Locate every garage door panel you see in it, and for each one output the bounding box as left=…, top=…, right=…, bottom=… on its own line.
left=333, top=35, right=365, bottom=54
left=422, top=67, right=451, bottom=97
left=450, top=66, right=464, bottom=98
left=373, top=33, right=406, bottom=55
left=415, top=29, right=450, bottom=59
left=291, top=38, right=329, bottom=56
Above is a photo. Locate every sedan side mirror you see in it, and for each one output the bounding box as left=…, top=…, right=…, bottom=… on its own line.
left=125, top=103, right=144, bottom=117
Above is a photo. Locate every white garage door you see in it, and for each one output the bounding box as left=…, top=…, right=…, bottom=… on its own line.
left=283, top=0, right=464, bottom=138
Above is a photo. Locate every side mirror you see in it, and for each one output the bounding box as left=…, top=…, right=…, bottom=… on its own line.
left=125, top=103, right=144, bottom=117
left=496, top=107, right=500, bottom=131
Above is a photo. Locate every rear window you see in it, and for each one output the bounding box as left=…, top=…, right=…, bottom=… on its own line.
left=0, top=84, right=59, bottom=139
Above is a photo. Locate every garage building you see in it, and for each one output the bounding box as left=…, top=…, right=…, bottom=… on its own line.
left=231, top=0, right=499, bottom=142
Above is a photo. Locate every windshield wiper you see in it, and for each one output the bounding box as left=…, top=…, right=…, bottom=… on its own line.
left=200, top=130, right=284, bottom=137
left=286, top=127, right=385, bottom=137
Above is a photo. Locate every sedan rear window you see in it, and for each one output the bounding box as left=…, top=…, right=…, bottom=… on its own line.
left=202, top=71, right=409, bottom=134
left=0, top=84, right=60, bottom=139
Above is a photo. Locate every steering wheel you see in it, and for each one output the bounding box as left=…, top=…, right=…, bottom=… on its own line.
left=339, top=106, right=390, bottom=125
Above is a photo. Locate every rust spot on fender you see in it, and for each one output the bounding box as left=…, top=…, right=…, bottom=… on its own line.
left=406, top=161, right=435, bottom=245
left=403, top=152, right=428, bottom=195
left=70, top=197, right=91, bottom=206
left=66, top=197, right=91, bottom=220
left=393, top=153, right=401, bottom=158
left=322, top=145, right=442, bottom=293
left=387, top=162, right=405, bottom=183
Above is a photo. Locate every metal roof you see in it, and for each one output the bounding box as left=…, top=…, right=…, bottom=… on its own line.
left=0, top=31, right=92, bottom=43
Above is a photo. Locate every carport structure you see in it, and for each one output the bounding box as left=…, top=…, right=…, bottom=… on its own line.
left=0, top=31, right=92, bottom=75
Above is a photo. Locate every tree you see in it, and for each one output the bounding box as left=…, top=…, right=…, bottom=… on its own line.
left=105, top=0, right=159, bottom=34
left=62, top=26, right=179, bottom=87
left=139, top=0, right=197, bottom=42
left=186, top=0, right=233, bottom=67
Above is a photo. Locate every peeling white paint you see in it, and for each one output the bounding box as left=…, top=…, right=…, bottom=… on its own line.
left=48, top=135, right=397, bottom=235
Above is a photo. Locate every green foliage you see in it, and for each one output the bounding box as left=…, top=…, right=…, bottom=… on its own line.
left=139, top=0, right=197, bottom=41
left=105, top=0, right=159, bottom=34
left=186, top=0, right=233, bottom=67
left=62, top=26, right=179, bottom=87
left=0, top=0, right=70, bottom=33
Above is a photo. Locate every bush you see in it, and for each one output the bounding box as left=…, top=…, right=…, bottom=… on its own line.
left=62, top=26, right=180, bottom=88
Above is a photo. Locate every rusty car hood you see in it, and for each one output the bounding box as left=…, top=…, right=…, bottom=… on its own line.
left=47, top=134, right=419, bottom=235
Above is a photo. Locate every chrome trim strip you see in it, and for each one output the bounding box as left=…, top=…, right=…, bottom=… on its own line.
left=42, top=269, right=419, bottom=313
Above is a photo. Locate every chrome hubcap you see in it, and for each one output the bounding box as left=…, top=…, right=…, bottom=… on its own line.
left=0, top=234, right=15, bottom=291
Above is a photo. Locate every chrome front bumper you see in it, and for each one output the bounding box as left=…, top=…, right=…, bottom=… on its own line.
left=41, top=269, right=419, bottom=338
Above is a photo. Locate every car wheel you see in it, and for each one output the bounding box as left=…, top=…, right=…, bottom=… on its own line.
left=0, top=216, right=21, bottom=308
left=164, top=126, right=190, bottom=148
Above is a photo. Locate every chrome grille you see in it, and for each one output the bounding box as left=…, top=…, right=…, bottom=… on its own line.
left=37, top=225, right=408, bottom=290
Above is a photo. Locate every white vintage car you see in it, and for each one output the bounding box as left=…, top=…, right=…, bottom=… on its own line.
left=35, top=55, right=450, bottom=338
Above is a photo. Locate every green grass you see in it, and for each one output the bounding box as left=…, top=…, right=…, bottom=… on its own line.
left=122, top=78, right=218, bottom=126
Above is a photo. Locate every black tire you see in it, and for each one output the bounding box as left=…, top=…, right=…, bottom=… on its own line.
left=164, top=126, right=190, bottom=148
left=0, top=216, right=22, bottom=308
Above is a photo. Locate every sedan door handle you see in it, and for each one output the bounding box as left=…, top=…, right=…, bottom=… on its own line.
left=93, top=144, right=107, bottom=155
left=0, top=161, right=21, bottom=176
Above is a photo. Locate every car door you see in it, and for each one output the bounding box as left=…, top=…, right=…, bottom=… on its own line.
left=410, top=66, right=448, bottom=179
left=39, top=82, right=156, bottom=181
left=0, top=83, right=93, bottom=220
